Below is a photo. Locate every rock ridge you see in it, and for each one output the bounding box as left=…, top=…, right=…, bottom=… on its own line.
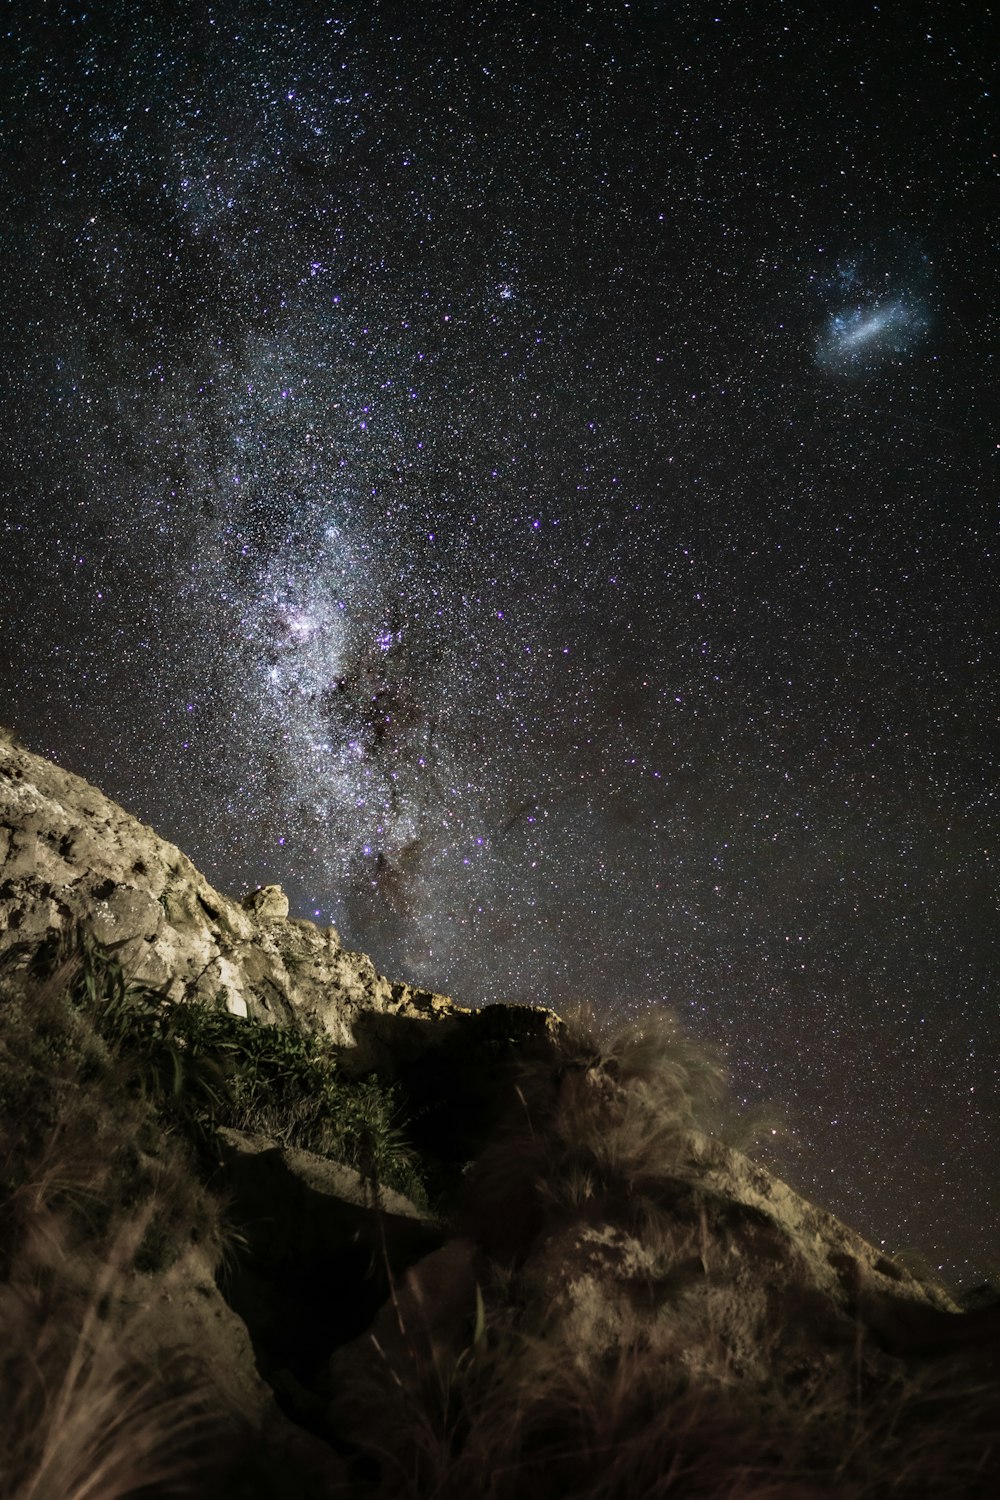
left=0, top=733, right=473, bottom=1060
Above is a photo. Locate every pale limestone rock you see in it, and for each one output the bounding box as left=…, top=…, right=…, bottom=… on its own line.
left=120, top=1243, right=282, bottom=1426
left=327, top=1121, right=967, bottom=1467
left=0, top=737, right=464, bottom=1052
left=95, top=1242, right=349, bottom=1491
left=241, top=883, right=290, bottom=920
left=505, top=1126, right=963, bottom=1401
left=214, top=1126, right=431, bottom=1233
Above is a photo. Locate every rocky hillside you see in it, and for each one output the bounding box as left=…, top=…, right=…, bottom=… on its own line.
left=0, top=728, right=461, bottom=1049
left=1, top=733, right=996, bottom=1499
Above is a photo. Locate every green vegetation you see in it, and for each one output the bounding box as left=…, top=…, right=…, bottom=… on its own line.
left=0, top=932, right=221, bottom=1499
left=2, top=930, right=996, bottom=1498
left=32, top=924, right=422, bottom=1199
left=0, top=929, right=219, bottom=1280
left=0, top=922, right=426, bottom=1499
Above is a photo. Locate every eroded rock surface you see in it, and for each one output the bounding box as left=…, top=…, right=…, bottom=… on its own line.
left=3, top=733, right=995, bottom=1496
left=324, top=1115, right=975, bottom=1475
left=0, top=735, right=467, bottom=1056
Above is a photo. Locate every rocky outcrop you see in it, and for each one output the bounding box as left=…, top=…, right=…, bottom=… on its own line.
left=4, top=731, right=995, bottom=1497
left=0, top=734, right=472, bottom=1060
left=322, top=1095, right=990, bottom=1495
left=326, top=1112, right=964, bottom=1445
left=211, top=1127, right=443, bottom=1403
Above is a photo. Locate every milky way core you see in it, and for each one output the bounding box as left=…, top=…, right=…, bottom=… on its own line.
left=2, top=0, right=996, bottom=1285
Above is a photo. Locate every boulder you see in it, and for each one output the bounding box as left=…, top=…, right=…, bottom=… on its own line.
left=210, top=1129, right=443, bottom=1399
left=242, top=884, right=290, bottom=921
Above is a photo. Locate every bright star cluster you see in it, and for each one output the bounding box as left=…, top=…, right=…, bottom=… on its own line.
left=1, top=1, right=997, bottom=1285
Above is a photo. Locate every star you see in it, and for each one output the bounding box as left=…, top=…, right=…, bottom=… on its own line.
left=0, top=0, right=995, bottom=1288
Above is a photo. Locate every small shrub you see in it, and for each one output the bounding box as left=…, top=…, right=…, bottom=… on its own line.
left=16, top=924, right=424, bottom=1201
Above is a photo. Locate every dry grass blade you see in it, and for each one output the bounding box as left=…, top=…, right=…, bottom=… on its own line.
left=2, top=1215, right=211, bottom=1500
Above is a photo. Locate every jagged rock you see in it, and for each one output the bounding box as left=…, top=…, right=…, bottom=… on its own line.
left=507, top=1128, right=961, bottom=1396
left=3, top=733, right=996, bottom=1495
left=80, top=1240, right=350, bottom=1493
left=324, top=1236, right=482, bottom=1420
left=242, top=884, right=291, bottom=921
left=324, top=1067, right=975, bottom=1480
left=336, top=1129, right=963, bottom=1409
left=117, top=1241, right=295, bottom=1425
left=212, top=1126, right=437, bottom=1257
left=0, top=737, right=470, bottom=1051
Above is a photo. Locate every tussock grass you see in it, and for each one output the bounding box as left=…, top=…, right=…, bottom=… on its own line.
left=0, top=953, right=216, bottom=1500
left=0, top=1213, right=209, bottom=1500
left=0, top=928, right=358, bottom=1499
left=460, top=1004, right=734, bottom=1259
left=332, top=1005, right=1000, bottom=1499
left=346, top=1299, right=999, bottom=1500
left=334, top=1301, right=841, bottom=1499
left=4, top=932, right=996, bottom=1498
left=0, top=933, right=224, bottom=1277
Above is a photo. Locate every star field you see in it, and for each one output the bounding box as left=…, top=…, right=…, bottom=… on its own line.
left=1, top=0, right=997, bottom=1284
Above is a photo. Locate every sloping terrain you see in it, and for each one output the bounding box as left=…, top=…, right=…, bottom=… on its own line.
left=0, top=730, right=461, bottom=1051
left=0, top=734, right=996, bottom=1498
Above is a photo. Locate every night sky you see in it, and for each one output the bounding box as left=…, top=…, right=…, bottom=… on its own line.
left=1, top=0, right=997, bottom=1285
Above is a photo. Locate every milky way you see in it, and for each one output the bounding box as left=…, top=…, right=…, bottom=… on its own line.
left=1, top=1, right=997, bottom=1284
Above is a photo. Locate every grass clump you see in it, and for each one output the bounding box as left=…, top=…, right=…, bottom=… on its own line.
left=171, top=999, right=423, bottom=1199
left=460, top=1003, right=731, bottom=1259
left=0, top=923, right=422, bottom=1497
left=13, top=924, right=424, bottom=1202
left=0, top=938, right=221, bottom=1280
left=0, top=937, right=222, bottom=1499
left=0, top=1216, right=210, bottom=1500
left=330, top=1005, right=1000, bottom=1500
left=339, top=1298, right=1000, bottom=1500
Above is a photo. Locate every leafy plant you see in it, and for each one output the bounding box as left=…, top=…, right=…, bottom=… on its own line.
left=0, top=932, right=225, bottom=1280
left=0, top=955, right=319, bottom=1500
left=51, top=923, right=423, bottom=1199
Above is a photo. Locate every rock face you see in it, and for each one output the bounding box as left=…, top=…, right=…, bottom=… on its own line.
left=3, top=730, right=996, bottom=1497
left=211, top=1128, right=443, bottom=1409
left=0, top=733, right=466, bottom=1057
left=323, top=1050, right=995, bottom=1497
